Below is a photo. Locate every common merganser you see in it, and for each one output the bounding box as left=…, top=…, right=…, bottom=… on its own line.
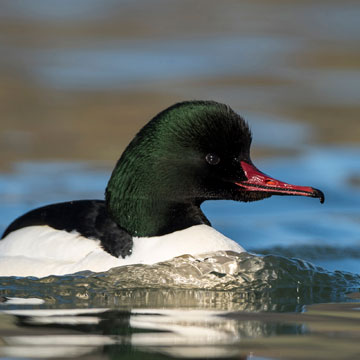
left=0, top=101, right=324, bottom=277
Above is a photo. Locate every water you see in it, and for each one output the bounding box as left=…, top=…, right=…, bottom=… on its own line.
left=2, top=301, right=360, bottom=358
left=1, top=251, right=359, bottom=309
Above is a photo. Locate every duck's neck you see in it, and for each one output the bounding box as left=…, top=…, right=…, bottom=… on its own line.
left=105, top=196, right=210, bottom=237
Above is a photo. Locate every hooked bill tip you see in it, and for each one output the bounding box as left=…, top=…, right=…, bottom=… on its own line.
left=312, top=188, right=325, bottom=204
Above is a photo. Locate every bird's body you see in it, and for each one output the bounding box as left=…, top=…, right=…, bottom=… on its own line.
left=0, top=101, right=324, bottom=278
left=0, top=223, right=243, bottom=278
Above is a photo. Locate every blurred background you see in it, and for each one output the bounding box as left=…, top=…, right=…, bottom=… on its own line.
left=0, top=0, right=359, bottom=167
left=0, top=0, right=359, bottom=272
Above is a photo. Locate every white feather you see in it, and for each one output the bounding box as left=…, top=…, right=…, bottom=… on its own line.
left=0, top=225, right=244, bottom=278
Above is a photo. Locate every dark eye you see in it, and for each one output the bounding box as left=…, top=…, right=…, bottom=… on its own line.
left=205, top=153, right=220, bottom=165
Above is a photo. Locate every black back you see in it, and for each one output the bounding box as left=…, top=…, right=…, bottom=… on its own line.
left=1, top=200, right=133, bottom=258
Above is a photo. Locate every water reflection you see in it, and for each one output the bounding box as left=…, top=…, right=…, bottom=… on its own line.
left=0, top=307, right=306, bottom=359
left=1, top=301, right=359, bottom=359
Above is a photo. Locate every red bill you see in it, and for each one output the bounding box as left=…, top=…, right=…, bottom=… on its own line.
left=236, top=161, right=325, bottom=203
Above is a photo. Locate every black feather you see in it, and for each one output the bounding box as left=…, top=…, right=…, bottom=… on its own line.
left=1, top=200, right=133, bottom=258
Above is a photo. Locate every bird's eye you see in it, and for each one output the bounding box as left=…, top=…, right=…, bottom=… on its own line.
left=205, top=153, right=220, bottom=165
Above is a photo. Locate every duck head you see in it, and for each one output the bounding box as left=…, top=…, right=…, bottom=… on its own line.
left=106, top=101, right=324, bottom=237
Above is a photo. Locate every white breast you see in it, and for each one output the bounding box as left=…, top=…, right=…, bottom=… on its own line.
left=0, top=225, right=244, bottom=278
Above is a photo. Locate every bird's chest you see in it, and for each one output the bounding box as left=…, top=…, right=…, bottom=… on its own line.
left=122, top=225, right=245, bottom=265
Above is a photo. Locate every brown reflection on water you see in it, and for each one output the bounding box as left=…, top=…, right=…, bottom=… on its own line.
left=0, top=0, right=359, bottom=171
left=228, top=302, right=360, bottom=359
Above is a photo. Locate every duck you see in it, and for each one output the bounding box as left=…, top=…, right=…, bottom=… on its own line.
left=0, top=101, right=324, bottom=278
